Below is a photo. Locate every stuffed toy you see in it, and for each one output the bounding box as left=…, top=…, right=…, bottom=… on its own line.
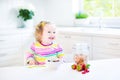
left=71, top=54, right=90, bottom=74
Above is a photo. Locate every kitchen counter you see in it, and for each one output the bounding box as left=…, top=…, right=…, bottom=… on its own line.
left=0, top=59, right=120, bottom=80
left=0, top=28, right=34, bottom=35
left=57, top=27, right=120, bottom=38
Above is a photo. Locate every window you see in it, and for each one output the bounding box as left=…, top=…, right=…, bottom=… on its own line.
left=73, top=0, right=120, bottom=28
left=73, top=0, right=120, bottom=17
left=84, top=0, right=120, bottom=17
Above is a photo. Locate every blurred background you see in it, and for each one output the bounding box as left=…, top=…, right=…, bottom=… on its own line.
left=0, top=0, right=120, bottom=67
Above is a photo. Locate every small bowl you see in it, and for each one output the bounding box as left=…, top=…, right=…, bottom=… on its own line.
left=46, top=60, right=61, bottom=70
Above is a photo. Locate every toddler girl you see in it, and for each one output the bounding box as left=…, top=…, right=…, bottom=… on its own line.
left=26, top=21, right=64, bottom=65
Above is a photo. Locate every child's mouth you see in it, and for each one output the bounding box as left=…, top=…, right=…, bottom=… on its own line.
left=49, top=37, right=55, bottom=40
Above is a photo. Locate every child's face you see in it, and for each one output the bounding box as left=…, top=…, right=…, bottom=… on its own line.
left=41, top=24, right=56, bottom=44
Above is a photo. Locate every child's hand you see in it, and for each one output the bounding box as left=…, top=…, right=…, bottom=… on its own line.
left=27, top=59, right=36, bottom=65
left=57, top=56, right=63, bottom=59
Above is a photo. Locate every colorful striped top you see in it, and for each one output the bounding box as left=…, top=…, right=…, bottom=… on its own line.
left=26, top=42, right=64, bottom=65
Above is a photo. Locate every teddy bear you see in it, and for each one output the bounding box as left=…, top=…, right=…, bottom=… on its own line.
left=71, top=54, right=90, bottom=74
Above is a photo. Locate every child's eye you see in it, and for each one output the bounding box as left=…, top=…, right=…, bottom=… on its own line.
left=48, top=31, right=51, bottom=33
left=53, top=32, right=56, bottom=34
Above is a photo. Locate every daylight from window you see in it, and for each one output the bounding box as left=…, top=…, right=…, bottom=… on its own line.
left=73, top=0, right=120, bottom=17
left=72, top=0, right=120, bottom=28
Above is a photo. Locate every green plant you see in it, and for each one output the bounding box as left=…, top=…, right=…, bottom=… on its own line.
left=75, top=12, right=88, bottom=19
left=17, top=9, right=34, bottom=21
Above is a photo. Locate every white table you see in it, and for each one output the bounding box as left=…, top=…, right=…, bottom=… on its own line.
left=0, top=58, right=120, bottom=80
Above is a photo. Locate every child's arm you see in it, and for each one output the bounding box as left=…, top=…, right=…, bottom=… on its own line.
left=26, top=50, right=35, bottom=65
left=57, top=52, right=64, bottom=59
left=26, top=43, right=36, bottom=65
left=56, top=44, right=64, bottom=59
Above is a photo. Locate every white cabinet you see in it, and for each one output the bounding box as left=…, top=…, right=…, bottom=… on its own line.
left=0, top=34, right=22, bottom=67
left=56, top=32, right=92, bottom=61
left=0, top=34, right=22, bottom=49
left=93, top=47, right=120, bottom=60
left=0, top=29, right=33, bottom=67
left=93, top=37, right=120, bottom=60
left=56, top=28, right=120, bottom=61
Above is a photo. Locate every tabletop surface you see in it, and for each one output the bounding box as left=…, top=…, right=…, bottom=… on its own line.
left=0, top=58, right=120, bottom=80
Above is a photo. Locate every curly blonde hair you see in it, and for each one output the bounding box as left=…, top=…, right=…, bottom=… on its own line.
left=35, top=21, right=51, bottom=42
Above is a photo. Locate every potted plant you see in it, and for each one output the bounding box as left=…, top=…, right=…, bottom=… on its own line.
left=17, top=9, right=34, bottom=21
left=74, top=12, right=89, bottom=26
left=75, top=12, right=88, bottom=19
left=17, top=9, right=34, bottom=28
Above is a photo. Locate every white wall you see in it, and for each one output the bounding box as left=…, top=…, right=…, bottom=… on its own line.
left=42, top=0, right=74, bottom=26
left=0, top=0, right=45, bottom=29
left=0, top=0, right=120, bottom=29
left=0, top=0, right=75, bottom=29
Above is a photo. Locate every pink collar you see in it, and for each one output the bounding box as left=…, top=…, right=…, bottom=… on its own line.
left=40, top=42, right=53, bottom=46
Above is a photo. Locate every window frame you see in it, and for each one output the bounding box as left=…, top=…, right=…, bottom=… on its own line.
left=73, top=0, right=120, bottom=28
